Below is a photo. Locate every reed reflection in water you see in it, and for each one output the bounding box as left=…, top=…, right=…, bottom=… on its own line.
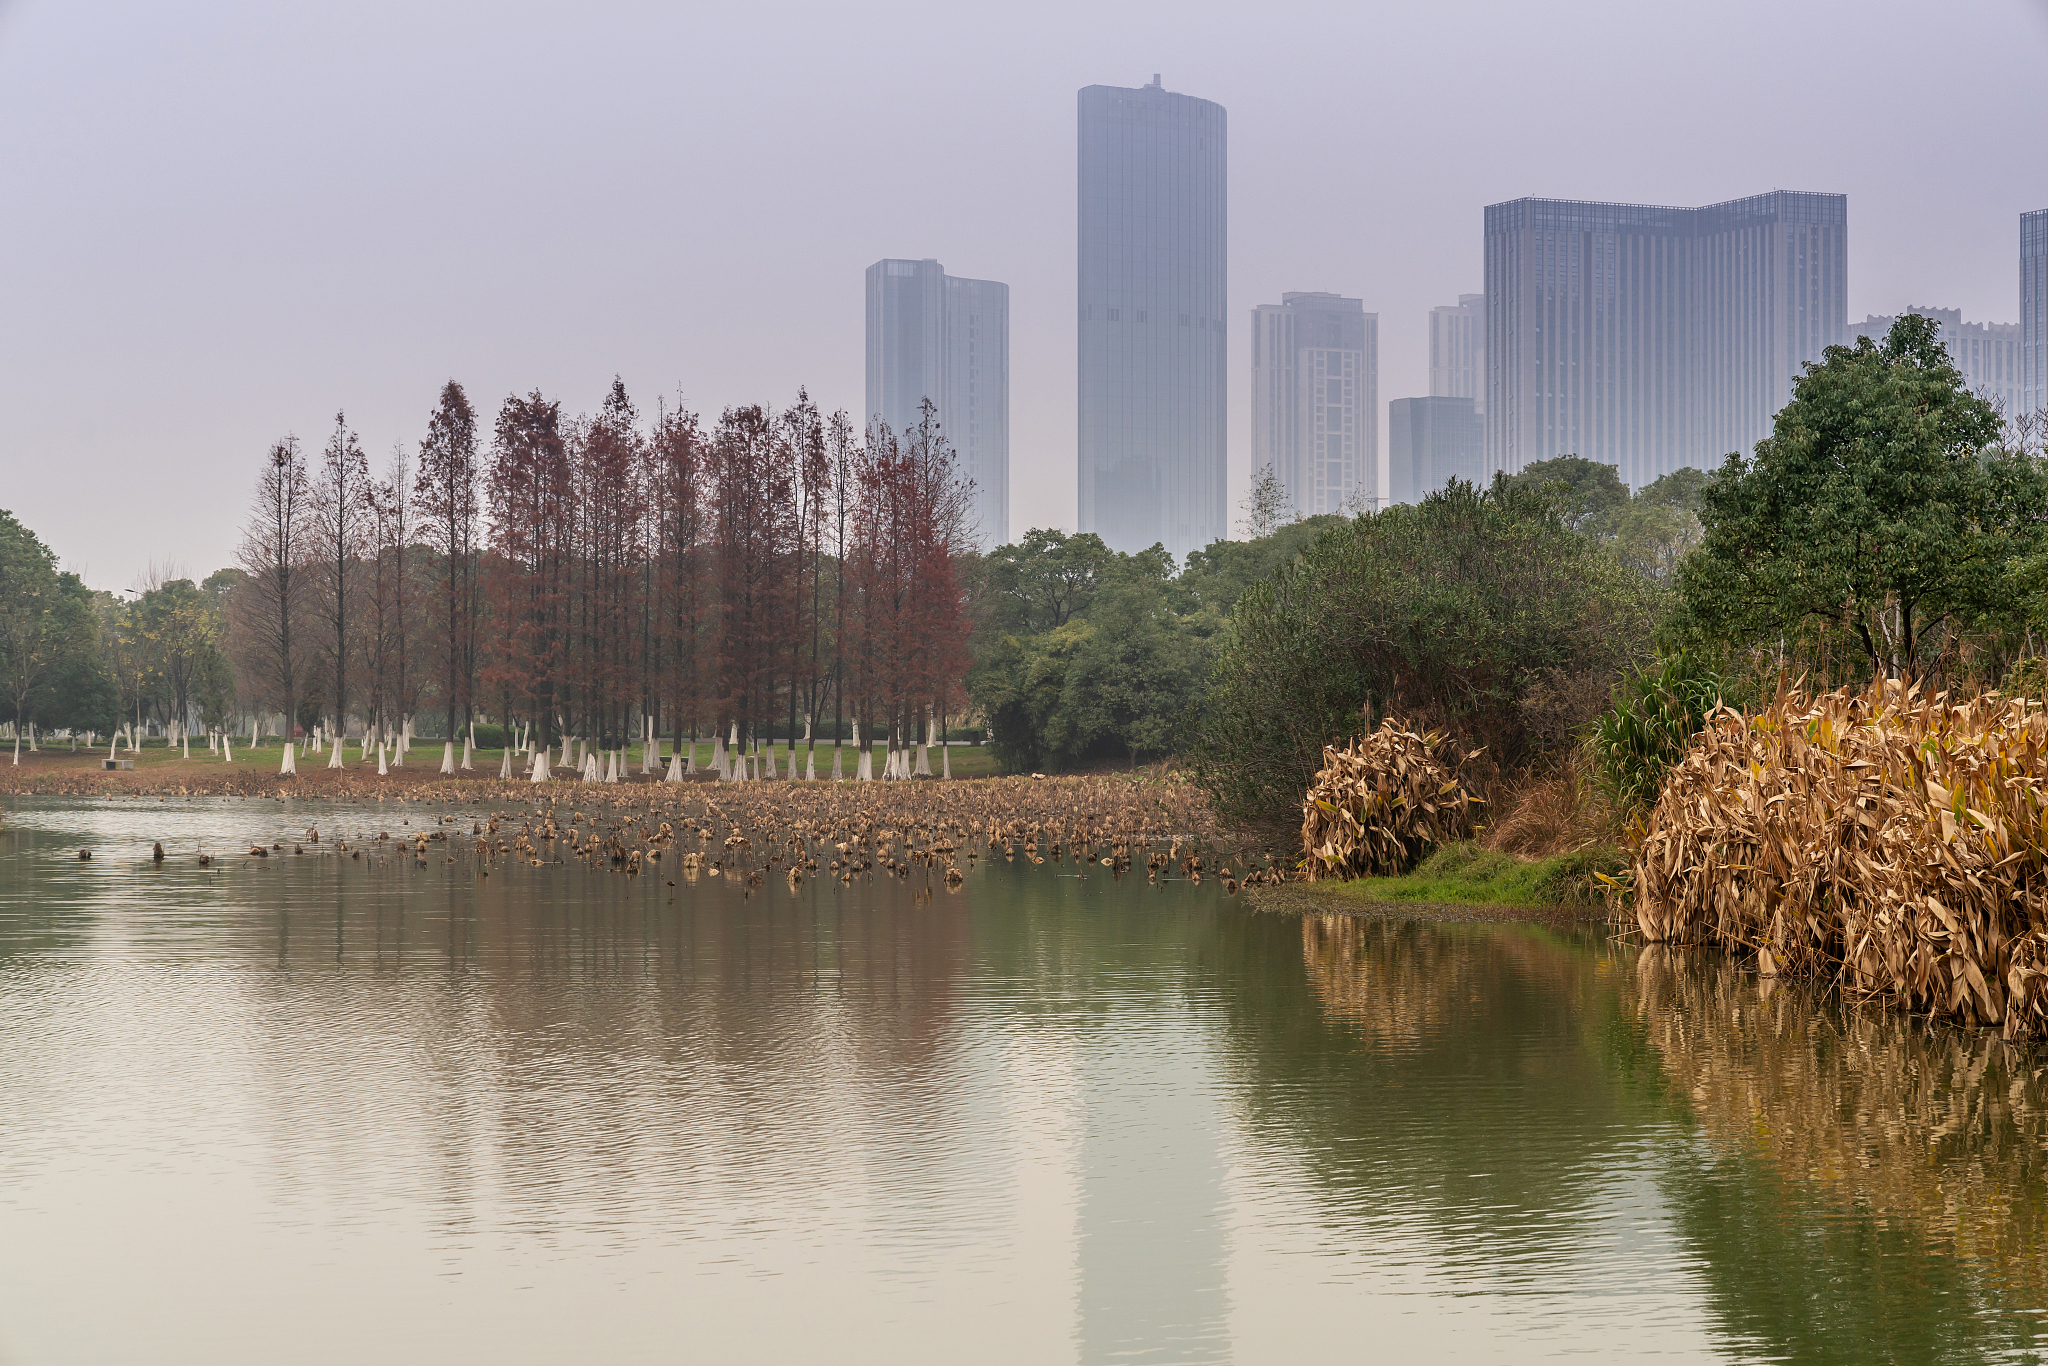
left=0, top=797, right=2043, bottom=1363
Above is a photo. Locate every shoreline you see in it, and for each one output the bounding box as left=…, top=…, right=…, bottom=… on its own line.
left=1246, top=880, right=1611, bottom=929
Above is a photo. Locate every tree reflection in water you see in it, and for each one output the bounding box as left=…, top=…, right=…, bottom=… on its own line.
left=1278, top=913, right=2048, bottom=1362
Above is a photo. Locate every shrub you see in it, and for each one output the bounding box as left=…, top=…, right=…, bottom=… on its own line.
left=1589, top=656, right=1722, bottom=816
left=1189, top=478, right=1661, bottom=840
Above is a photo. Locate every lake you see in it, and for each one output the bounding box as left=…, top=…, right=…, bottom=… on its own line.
left=1, top=794, right=2043, bottom=1364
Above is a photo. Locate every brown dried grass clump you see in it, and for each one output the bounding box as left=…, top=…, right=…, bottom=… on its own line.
left=1300, top=719, right=1481, bottom=880
left=1482, top=761, right=1611, bottom=857
left=1629, top=681, right=2048, bottom=1039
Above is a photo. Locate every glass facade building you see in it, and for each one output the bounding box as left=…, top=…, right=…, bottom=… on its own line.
left=1388, top=396, right=1483, bottom=506
left=1428, top=294, right=1485, bottom=414
left=1251, top=292, right=1377, bottom=515
left=1484, top=192, right=1847, bottom=485
left=1077, top=77, right=1227, bottom=559
left=2026, top=210, right=2047, bottom=423
left=865, top=257, right=1010, bottom=548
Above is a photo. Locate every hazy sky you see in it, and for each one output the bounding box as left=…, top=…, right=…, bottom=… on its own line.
left=3, top=0, right=2045, bottom=591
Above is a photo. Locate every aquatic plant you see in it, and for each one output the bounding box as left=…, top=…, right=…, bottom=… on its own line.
left=1626, top=681, right=2048, bottom=1039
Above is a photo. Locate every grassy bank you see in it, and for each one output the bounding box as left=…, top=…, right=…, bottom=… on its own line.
left=1307, top=842, right=1622, bottom=912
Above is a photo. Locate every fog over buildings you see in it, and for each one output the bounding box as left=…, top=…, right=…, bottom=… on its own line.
left=1250, top=292, right=1377, bottom=516
left=1850, top=307, right=2023, bottom=420
left=1076, top=77, right=1228, bottom=560
left=1484, top=192, right=1849, bottom=486
left=1428, top=296, right=1485, bottom=414
left=864, top=258, right=1010, bottom=548
left=1388, top=397, right=1482, bottom=507
left=2027, top=211, right=2048, bottom=422
left=0, top=1, right=2042, bottom=587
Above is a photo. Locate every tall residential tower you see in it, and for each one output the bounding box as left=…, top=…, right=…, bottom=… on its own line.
left=1250, top=292, right=1377, bottom=515
left=1484, top=191, right=1847, bottom=485
left=865, top=257, right=1010, bottom=548
left=1428, top=294, right=1485, bottom=413
left=2025, top=210, right=2047, bottom=422
left=1077, top=76, right=1227, bottom=559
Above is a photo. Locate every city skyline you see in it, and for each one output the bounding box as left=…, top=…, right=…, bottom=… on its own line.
left=0, top=2, right=2041, bottom=589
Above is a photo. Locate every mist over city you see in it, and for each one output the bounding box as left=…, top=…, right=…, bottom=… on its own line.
left=3, top=5, right=2048, bottom=1364
left=1, top=0, right=2042, bottom=587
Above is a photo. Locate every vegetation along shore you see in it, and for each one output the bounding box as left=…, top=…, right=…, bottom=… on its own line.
left=9, top=316, right=2048, bottom=1038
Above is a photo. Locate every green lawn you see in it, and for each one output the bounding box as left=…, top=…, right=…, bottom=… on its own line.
left=1318, top=841, right=1623, bottom=910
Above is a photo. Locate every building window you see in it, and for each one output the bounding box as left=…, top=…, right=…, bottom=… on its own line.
left=1108, top=308, right=1121, bottom=321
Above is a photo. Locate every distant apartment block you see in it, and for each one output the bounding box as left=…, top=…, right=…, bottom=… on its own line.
left=1850, top=307, right=2023, bottom=421
left=2026, top=210, right=2048, bottom=421
left=1250, top=292, right=1378, bottom=516
left=865, top=257, right=1009, bottom=548
left=1485, top=192, right=1847, bottom=485
left=1388, top=396, right=1482, bottom=506
left=1077, top=76, right=1227, bottom=559
left=1429, top=294, right=1485, bottom=414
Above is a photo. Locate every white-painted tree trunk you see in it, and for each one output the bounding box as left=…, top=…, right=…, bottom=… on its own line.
left=279, top=742, right=296, bottom=776
left=377, top=743, right=388, bottom=776
left=498, top=747, right=512, bottom=779
left=530, top=750, right=550, bottom=782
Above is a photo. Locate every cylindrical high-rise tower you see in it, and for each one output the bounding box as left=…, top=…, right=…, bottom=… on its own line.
left=1076, top=76, right=1227, bottom=560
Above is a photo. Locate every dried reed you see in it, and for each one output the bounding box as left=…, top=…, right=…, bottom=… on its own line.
left=1626, top=681, right=2048, bottom=1039
left=1300, top=719, right=1481, bottom=880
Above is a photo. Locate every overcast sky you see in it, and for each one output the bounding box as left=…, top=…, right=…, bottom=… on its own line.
left=2, top=0, right=2045, bottom=591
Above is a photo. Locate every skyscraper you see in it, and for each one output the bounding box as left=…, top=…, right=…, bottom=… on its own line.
left=1428, top=294, right=1485, bottom=414
left=1850, top=307, right=2023, bottom=420
left=1388, top=396, right=1482, bottom=506
left=865, top=257, right=1010, bottom=548
left=1250, top=292, right=1377, bottom=516
left=2026, top=210, right=2047, bottom=422
left=1485, top=191, right=1847, bottom=485
left=1077, top=76, right=1227, bottom=559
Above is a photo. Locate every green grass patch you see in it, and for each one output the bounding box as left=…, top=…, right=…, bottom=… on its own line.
left=1323, top=841, right=1624, bottom=909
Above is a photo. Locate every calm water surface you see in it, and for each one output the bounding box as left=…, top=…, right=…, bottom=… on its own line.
left=1, top=795, right=2044, bottom=1364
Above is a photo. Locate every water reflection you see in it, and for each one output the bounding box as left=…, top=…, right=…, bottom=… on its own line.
left=1627, top=948, right=2048, bottom=1362
left=0, top=797, right=2044, bottom=1364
